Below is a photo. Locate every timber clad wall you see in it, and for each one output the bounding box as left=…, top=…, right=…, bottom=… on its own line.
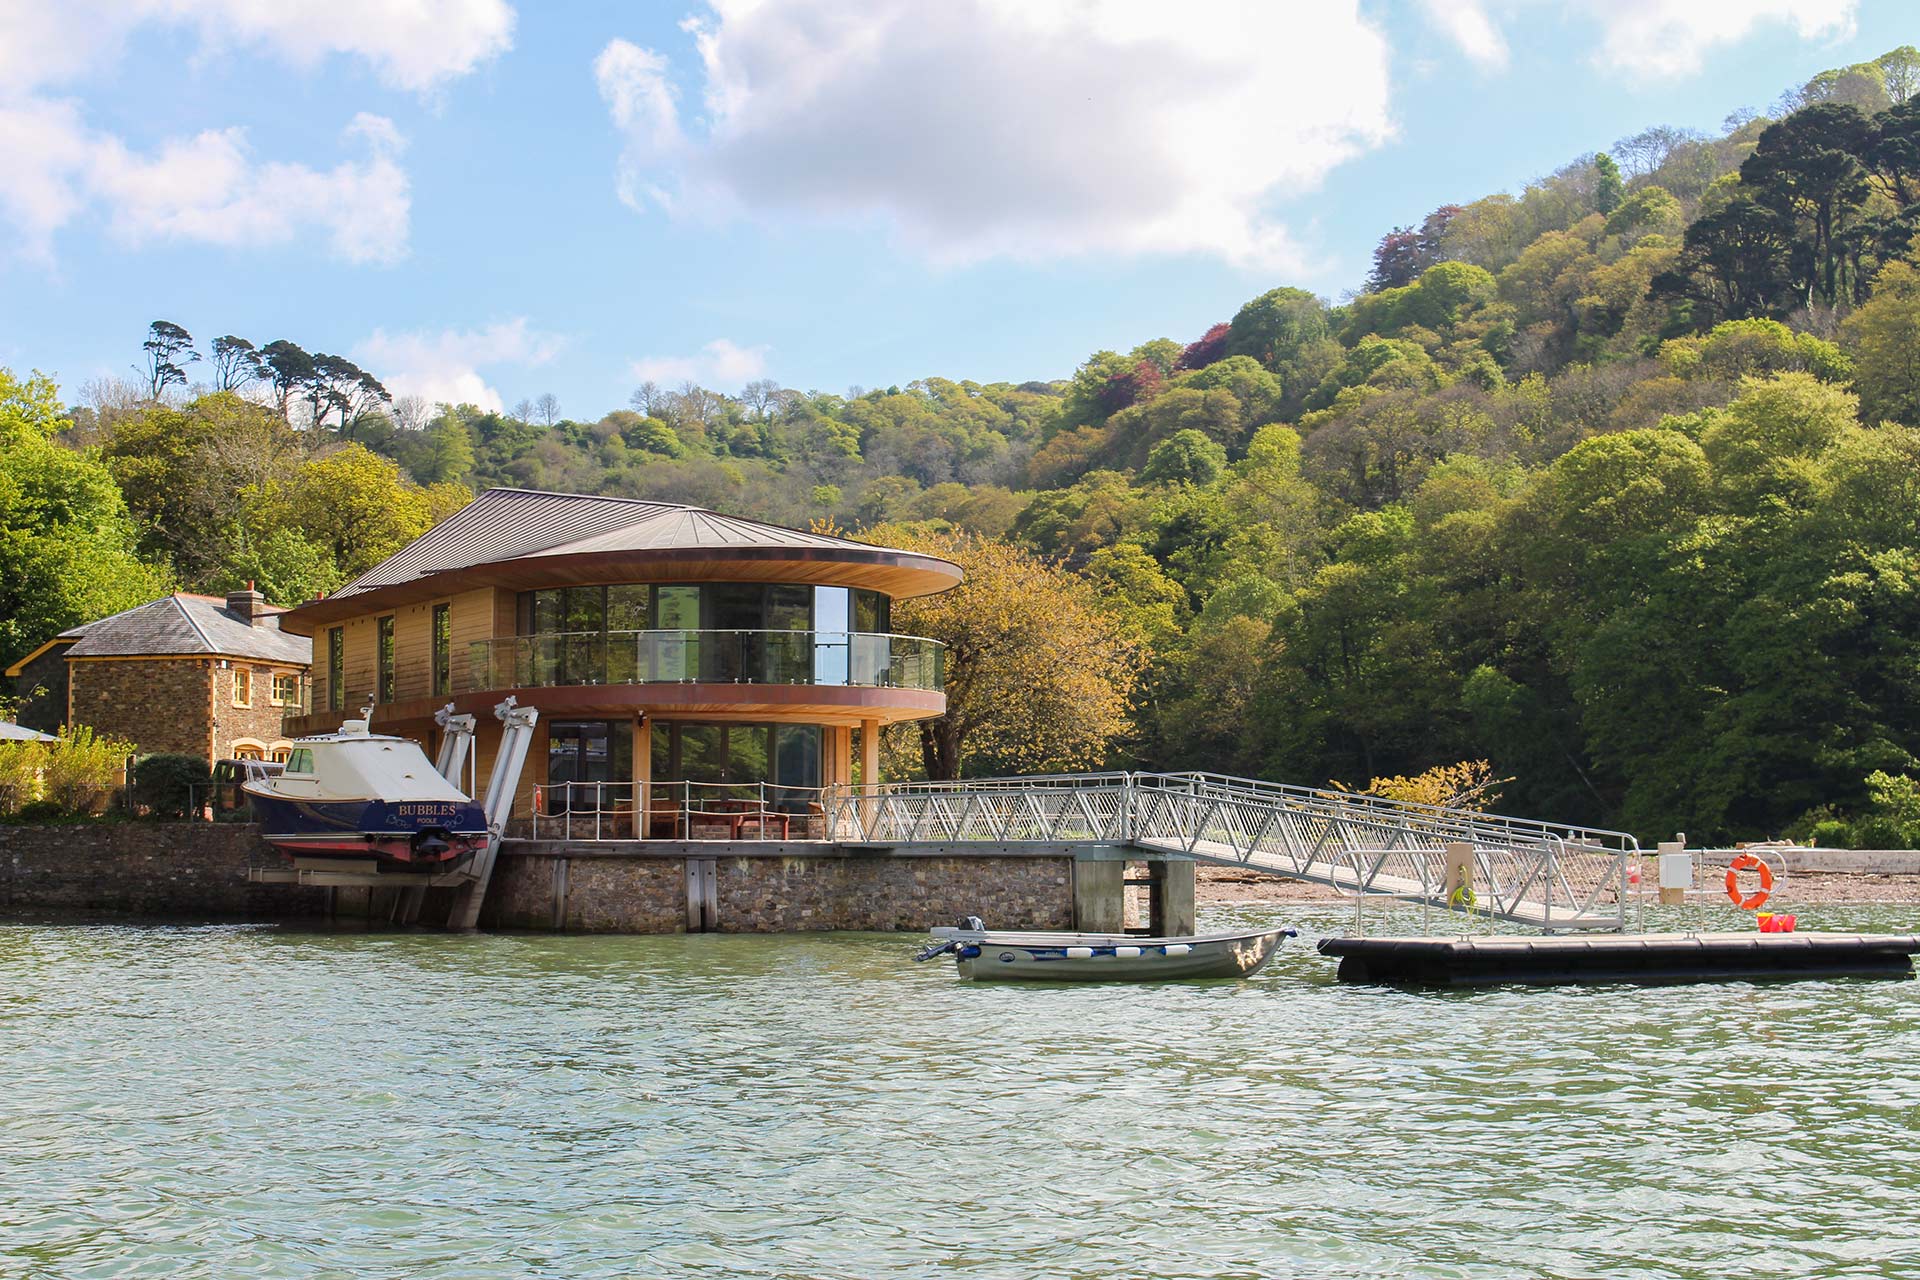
left=313, top=588, right=505, bottom=712
left=69, top=659, right=214, bottom=758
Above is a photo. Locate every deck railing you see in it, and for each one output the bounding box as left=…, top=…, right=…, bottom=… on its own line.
left=468, top=630, right=944, bottom=693
left=528, top=780, right=830, bottom=842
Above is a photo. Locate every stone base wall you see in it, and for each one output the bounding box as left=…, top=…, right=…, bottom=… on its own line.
left=0, top=821, right=328, bottom=918
left=480, top=848, right=1076, bottom=934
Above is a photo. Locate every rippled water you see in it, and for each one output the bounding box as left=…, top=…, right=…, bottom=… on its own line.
left=4, top=903, right=1920, bottom=1279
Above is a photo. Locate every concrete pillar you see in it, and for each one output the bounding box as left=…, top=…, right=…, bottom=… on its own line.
left=1074, top=859, right=1125, bottom=932
left=1158, top=859, right=1196, bottom=936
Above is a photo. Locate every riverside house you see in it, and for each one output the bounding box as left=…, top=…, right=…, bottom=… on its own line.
left=277, top=488, right=960, bottom=838
left=3, top=587, right=313, bottom=761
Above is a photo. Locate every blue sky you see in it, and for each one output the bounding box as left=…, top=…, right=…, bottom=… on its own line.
left=0, top=1, right=1913, bottom=420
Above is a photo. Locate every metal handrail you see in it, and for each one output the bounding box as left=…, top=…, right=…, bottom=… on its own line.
left=529, top=779, right=830, bottom=842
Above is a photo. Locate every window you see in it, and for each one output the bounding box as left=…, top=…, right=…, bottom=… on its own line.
left=377, top=616, right=395, bottom=703
left=269, top=746, right=291, bottom=764
left=286, top=748, right=314, bottom=774
left=327, top=628, right=344, bottom=712
left=432, top=603, right=451, bottom=697
left=272, top=673, right=297, bottom=705
left=233, top=666, right=252, bottom=707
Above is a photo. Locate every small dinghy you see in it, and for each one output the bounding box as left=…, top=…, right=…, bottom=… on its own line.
left=916, top=918, right=1297, bottom=982
left=243, top=719, right=488, bottom=868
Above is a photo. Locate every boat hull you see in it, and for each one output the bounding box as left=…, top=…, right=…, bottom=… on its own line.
left=936, top=927, right=1294, bottom=982
left=244, top=791, right=488, bottom=867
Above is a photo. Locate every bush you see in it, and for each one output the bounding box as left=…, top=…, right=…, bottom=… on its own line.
left=0, top=741, right=48, bottom=816
left=43, top=725, right=132, bottom=814
left=1808, top=818, right=1855, bottom=849
left=133, top=754, right=212, bottom=819
left=11, top=799, right=67, bottom=823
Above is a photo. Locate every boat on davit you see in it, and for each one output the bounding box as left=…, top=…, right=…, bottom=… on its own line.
left=243, top=720, right=488, bottom=868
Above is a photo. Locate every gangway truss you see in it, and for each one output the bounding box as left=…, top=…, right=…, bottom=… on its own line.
left=824, top=771, right=1638, bottom=931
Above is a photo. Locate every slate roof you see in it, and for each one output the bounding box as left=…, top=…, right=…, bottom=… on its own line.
left=331, top=488, right=906, bottom=600
left=59, top=595, right=311, bottom=665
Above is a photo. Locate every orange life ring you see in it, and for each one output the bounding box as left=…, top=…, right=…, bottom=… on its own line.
left=1725, top=853, right=1774, bottom=911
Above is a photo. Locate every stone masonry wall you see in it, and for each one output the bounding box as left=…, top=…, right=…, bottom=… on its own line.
left=213, top=662, right=304, bottom=757
left=483, top=848, right=1075, bottom=934
left=70, top=659, right=213, bottom=758
left=0, top=821, right=328, bottom=918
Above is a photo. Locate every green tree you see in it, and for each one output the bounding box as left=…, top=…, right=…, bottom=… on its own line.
left=1593, top=153, right=1625, bottom=215
left=1843, top=255, right=1920, bottom=423
left=0, top=369, right=171, bottom=667
left=1140, top=429, right=1227, bottom=488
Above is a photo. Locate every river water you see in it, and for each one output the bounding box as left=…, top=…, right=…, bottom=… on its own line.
left=4, top=903, right=1919, bottom=1279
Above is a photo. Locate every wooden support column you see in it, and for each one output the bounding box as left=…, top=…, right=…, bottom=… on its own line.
left=858, top=719, right=880, bottom=789
left=634, top=714, right=652, bottom=839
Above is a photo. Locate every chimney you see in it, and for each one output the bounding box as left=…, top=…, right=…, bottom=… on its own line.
left=227, top=580, right=269, bottom=627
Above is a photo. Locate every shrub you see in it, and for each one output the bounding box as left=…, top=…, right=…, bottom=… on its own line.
left=43, top=725, right=133, bottom=814
left=133, top=754, right=212, bottom=819
left=1808, top=818, right=1855, bottom=849
left=0, top=741, right=48, bottom=816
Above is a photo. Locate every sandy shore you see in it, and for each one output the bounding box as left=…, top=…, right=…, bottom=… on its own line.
left=1196, top=864, right=1920, bottom=906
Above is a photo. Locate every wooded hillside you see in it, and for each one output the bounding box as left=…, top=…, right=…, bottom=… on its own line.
left=10, top=47, right=1920, bottom=845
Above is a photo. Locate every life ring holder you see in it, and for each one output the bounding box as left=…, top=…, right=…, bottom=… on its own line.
left=1724, top=852, right=1778, bottom=911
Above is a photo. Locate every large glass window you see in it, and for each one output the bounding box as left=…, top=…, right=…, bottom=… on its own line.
left=377, top=616, right=395, bottom=703
left=813, top=586, right=850, bottom=685
left=509, top=583, right=902, bottom=687
left=650, top=721, right=820, bottom=791
left=547, top=720, right=634, bottom=812
left=327, top=628, right=344, bottom=711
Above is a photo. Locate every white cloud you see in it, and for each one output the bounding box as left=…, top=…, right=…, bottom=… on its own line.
left=1417, top=0, right=1509, bottom=71
left=355, top=319, right=565, bottom=411
left=629, top=339, right=769, bottom=389
left=595, top=1, right=1395, bottom=271
left=0, top=1, right=511, bottom=263
left=0, top=110, right=410, bottom=263
left=0, top=0, right=513, bottom=97
left=1582, top=0, right=1856, bottom=79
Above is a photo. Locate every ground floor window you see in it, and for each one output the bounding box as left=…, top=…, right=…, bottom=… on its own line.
left=650, top=721, right=821, bottom=804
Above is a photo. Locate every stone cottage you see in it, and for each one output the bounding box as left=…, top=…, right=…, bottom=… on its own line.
left=3, top=587, right=312, bottom=762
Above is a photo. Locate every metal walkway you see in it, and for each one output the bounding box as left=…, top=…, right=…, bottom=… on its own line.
left=824, top=771, right=1639, bottom=931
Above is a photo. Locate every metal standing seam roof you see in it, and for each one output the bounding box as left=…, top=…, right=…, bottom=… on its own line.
left=330, top=488, right=934, bottom=600
left=59, top=595, right=312, bottom=665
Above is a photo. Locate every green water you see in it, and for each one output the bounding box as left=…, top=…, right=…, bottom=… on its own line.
left=4, top=903, right=1920, bottom=1280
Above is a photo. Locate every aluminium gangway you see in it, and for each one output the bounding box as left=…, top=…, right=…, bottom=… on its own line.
left=823, top=771, right=1640, bottom=931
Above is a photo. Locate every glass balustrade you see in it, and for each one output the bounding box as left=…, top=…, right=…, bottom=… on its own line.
left=466, top=630, right=944, bottom=694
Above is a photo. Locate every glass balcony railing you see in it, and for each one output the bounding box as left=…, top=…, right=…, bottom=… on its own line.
left=466, top=630, right=945, bottom=694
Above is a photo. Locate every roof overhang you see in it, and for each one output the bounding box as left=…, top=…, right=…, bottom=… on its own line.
left=4, top=636, right=77, bottom=679
left=280, top=544, right=964, bottom=636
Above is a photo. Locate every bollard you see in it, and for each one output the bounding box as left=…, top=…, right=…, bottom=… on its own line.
left=1657, top=839, right=1691, bottom=906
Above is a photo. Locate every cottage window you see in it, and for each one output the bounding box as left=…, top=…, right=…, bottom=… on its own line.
left=272, top=673, right=297, bottom=705
left=378, top=616, right=395, bottom=703
left=233, top=667, right=252, bottom=707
